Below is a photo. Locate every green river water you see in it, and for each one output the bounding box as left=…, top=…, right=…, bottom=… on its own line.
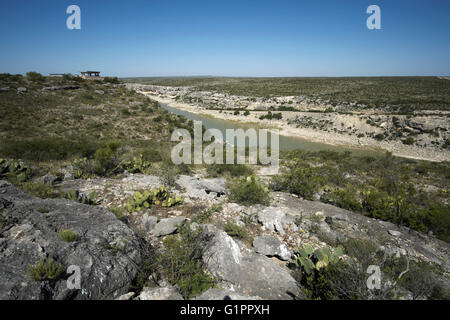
left=161, top=103, right=383, bottom=157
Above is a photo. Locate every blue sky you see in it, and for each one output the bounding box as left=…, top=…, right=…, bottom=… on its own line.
left=1, top=0, right=449, bottom=77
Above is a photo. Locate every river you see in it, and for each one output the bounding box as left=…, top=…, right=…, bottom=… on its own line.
left=160, top=103, right=383, bottom=157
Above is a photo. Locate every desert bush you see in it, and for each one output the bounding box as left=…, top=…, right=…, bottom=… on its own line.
left=192, top=204, right=222, bottom=224
left=110, top=207, right=126, bottom=221
left=66, top=190, right=97, bottom=205
left=161, top=224, right=215, bottom=298
left=331, top=184, right=362, bottom=211
left=402, top=137, right=415, bottom=145
left=133, top=224, right=215, bottom=298
left=224, top=222, right=245, bottom=239
left=229, top=175, right=270, bottom=206
left=0, top=137, right=101, bottom=161
left=156, top=160, right=191, bottom=187
left=141, top=147, right=163, bottom=162
left=271, top=162, right=326, bottom=200
left=293, top=238, right=436, bottom=300
left=26, top=71, right=44, bottom=82
left=22, top=182, right=62, bottom=199
left=27, top=258, right=63, bottom=282
left=206, top=163, right=253, bottom=177
left=90, top=140, right=121, bottom=176
left=399, top=260, right=449, bottom=300
left=58, top=229, right=78, bottom=242
left=103, top=77, right=120, bottom=84
left=259, top=111, right=282, bottom=120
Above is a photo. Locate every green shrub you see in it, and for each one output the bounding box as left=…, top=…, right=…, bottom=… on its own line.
left=22, top=182, right=62, bottom=199
left=206, top=163, right=253, bottom=177
left=141, top=147, right=163, bottom=162
left=192, top=204, right=222, bottom=224
left=36, top=206, right=50, bottom=214
left=402, top=137, right=415, bottom=145
left=110, top=207, right=126, bottom=221
left=133, top=224, right=215, bottom=298
left=159, top=162, right=177, bottom=187
left=331, top=185, right=362, bottom=212
left=271, top=162, right=326, bottom=200
left=58, top=229, right=78, bottom=242
left=66, top=190, right=97, bottom=205
left=259, top=111, right=282, bottom=120
left=0, top=137, right=101, bottom=161
left=412, top=205, right=450, bottom=242
left=0, top=158, right=8, bottom=176
left=103, top=76, right=120, bottom=84
left=26, top=71, right=44, bottom=82
left=93, top=140, right=121, bottom=176
left=224, top=222, right=245, bottom=238
left=229, top=175, right=270, bottom=206
left=399, top=260, right=448, bottom=300
left=27, top=258, right=63, bottom=282
left=361, top=188, right=393, bottom=220
left=105, top=238, right=129, bottom=255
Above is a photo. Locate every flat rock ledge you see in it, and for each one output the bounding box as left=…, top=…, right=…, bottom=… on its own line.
left=0, top=180, right=142, bottom=300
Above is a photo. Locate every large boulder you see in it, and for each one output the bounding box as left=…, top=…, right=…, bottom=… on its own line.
left=0, top=180, right=143, bottom=300
left=141, top=213, right=158, bottom=233
left=252, top=235, right=291, bottom=261
left=202, top=229, right=304, bottom=300
left=176, top=175, right=227, bottom=199
left=138, top=286, right=183, bottom=300
left=255, top=206, right=297, bottom=236
left=151, top=216, right=187, bottom=237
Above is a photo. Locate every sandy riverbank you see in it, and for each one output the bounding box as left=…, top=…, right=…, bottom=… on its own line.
left=139, top=92, right=449, bottom=163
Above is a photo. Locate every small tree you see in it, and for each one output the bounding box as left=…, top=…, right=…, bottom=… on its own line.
left=26, top=71, right=44, bottom=82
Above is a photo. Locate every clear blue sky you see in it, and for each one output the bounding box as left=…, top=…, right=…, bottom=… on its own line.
left=1, top=0, right=449, bottom=77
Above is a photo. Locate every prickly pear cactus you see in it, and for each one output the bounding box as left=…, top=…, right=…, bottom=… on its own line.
left=123, top=154, right=152, bottom=174
left=294, top=244, right=344, bottom=274
left=0, top=158, right=9, bottom=176
left=126, top=186, right=183, bottom=212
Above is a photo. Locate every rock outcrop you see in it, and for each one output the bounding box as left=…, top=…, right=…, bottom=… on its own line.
left=0, top=180, right=142, bottom=300
left=252, top=235, right=291, bottom=261
left=176, top=175, right=227, bottom=200
left=151, top=216, right=187, bottom=237
left=138, top=286, right=183, bottom=300
left=201, top=228, right=304, bottom=300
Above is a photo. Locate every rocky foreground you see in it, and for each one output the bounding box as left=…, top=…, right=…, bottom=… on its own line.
left=1, top=171, right=449, bottom=300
